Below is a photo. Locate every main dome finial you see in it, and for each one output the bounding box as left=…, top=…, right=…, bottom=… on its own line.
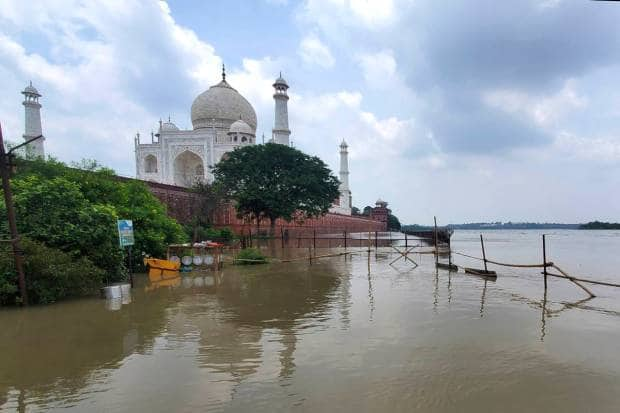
left=222, top=63, right=226, bottom=81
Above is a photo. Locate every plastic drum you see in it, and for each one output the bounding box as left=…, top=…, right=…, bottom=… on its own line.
left=192, top=255, right=203, bottom=266
left=204, top=254, right=214, bottom=265
left=169, top=255, right=180, bottom=263
left=181, top=256, right=193, bottom=266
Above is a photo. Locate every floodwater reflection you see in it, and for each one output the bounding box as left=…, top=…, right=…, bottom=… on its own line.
left=1, top=233, right=620, bottom=412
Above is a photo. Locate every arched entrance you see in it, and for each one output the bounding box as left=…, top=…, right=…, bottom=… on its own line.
left=173, top=151, right=204, bottom=187
left=144, top=154, right=157, bottom=173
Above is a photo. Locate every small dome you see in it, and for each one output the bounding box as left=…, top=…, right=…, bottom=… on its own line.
left=191, top=79, right=257, bottom=131
left=273, top=72, right=288, bottom=88
left=22, top=81, right=40, bottom=96
left=376, top=198, right=386, bottom=205
left=229, top=119, right=253, bottom=135
left=160, top=121, right=179, bottom=132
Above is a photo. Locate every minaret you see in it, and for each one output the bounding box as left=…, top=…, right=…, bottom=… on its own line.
left=22, top=81, right=45, bottom=158
left=272, top=72, right=291, bottom=146
left=339, top=140, right=352, bottom=213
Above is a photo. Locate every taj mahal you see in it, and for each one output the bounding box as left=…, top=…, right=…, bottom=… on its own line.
left=133, top=66, right=353, bottom=215
left=18, top=66, right=353, bottom=216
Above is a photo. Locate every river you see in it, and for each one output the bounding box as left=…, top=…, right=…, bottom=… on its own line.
left=1, top=230, right=619, bottom=412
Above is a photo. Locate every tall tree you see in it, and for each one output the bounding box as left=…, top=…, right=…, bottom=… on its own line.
left=212, top=143, right=340, bottom=234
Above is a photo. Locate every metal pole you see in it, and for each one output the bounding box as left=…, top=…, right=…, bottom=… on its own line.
left=344, top=230, right=347, bottom=251
left=375, top=231, right=378, bottom=250
left=543, top=234, right=548, bottom=290
left=128, top=245, right=134, bottom=288
left=405, top=232, right=408, bottom=248
left=480, top=234, right=488, bottom=272
left=0, top=124, right=28, bottom=305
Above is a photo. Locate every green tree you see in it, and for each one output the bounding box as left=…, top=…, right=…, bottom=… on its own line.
left=362, top=205, right=373, bottom=216
left=387, top=214, right=401, bottom=231
left=212, top=143, right=340, bottom=234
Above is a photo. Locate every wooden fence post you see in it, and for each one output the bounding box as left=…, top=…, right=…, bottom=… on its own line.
left=313, top=229, right=317, bottom=251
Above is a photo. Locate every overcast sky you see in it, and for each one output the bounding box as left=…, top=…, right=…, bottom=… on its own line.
left=1, top=0, right=619, bottom=224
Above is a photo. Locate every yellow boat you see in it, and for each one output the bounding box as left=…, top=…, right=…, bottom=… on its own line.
left=144, top=258, right=180, bottom=282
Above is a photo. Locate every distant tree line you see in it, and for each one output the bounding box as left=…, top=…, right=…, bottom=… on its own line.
left=402, top=222, right=581, bottom=231
left=579, top=221, right=620, bottom=230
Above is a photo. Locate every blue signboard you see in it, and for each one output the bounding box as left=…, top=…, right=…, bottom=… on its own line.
left=117, top=219, right=134, bottom=247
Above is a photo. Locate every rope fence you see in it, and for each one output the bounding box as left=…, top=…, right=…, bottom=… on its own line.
left=445, top=233, right=620, bottom=299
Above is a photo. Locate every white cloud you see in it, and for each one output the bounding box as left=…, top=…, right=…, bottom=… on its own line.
left=300, top=0, right=399, bottom=31
left=483, top=80, right=587, bottom=127
left=356, top=50, right=397, bottom=89
left=553, top=131, right=620, bottom=162
left=298, top=33, right=335, bottom=68
left=0, top=0, right=224, bottom=172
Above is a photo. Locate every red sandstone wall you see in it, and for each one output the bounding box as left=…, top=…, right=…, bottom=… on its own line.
left=131, top=178, right=386, bottom=234
left=212, top=203, right=386, bottom=235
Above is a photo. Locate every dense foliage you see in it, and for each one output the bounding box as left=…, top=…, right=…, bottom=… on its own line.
left=579, top=221, right=620, bottom=230
left=213, top=143, right=340, bottom=234
left=0, top=239, right=105, bottom=304
left=0, top=157, right=186, bottom=304
left=387, top=214, right=401, bottom=231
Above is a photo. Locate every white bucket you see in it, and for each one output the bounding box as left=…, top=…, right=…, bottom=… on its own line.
left=102, top=285, right=122, bottom=300
left=117, top=283, right=131, bottom=297
left=105, top=298, right=122, bottom=311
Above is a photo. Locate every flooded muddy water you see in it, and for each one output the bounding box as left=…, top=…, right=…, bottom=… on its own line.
left=1, top=230, right=619, bottom=412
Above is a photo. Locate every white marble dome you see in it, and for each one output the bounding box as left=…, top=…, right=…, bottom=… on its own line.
left=229, top=119, right=253, bottom=135
left=191, top=79, right=257, bottom=131
left=160, top=121, right=179, bottom=132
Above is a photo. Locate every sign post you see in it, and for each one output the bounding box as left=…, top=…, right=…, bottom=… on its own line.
left=117, top=220, right=135, bottom=287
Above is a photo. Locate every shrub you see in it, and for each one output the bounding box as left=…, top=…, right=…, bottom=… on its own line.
left=235, top=248, right=267, bottom=265
left=0, top=239, right=105, bottom=305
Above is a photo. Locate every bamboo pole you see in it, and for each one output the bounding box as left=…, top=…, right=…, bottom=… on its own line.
left=368, top=231, right=371, bottom=273
left=480, top=234, right=488, bottom=272
left=280, top=251, right=354, bottom=263
left=448, top=236, right=453, bottom=267
left=550, top=264, right=596, bottom=297
left=543, top=234, right=548, bottom=291
left=434, top=216, right=439, bottom=266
